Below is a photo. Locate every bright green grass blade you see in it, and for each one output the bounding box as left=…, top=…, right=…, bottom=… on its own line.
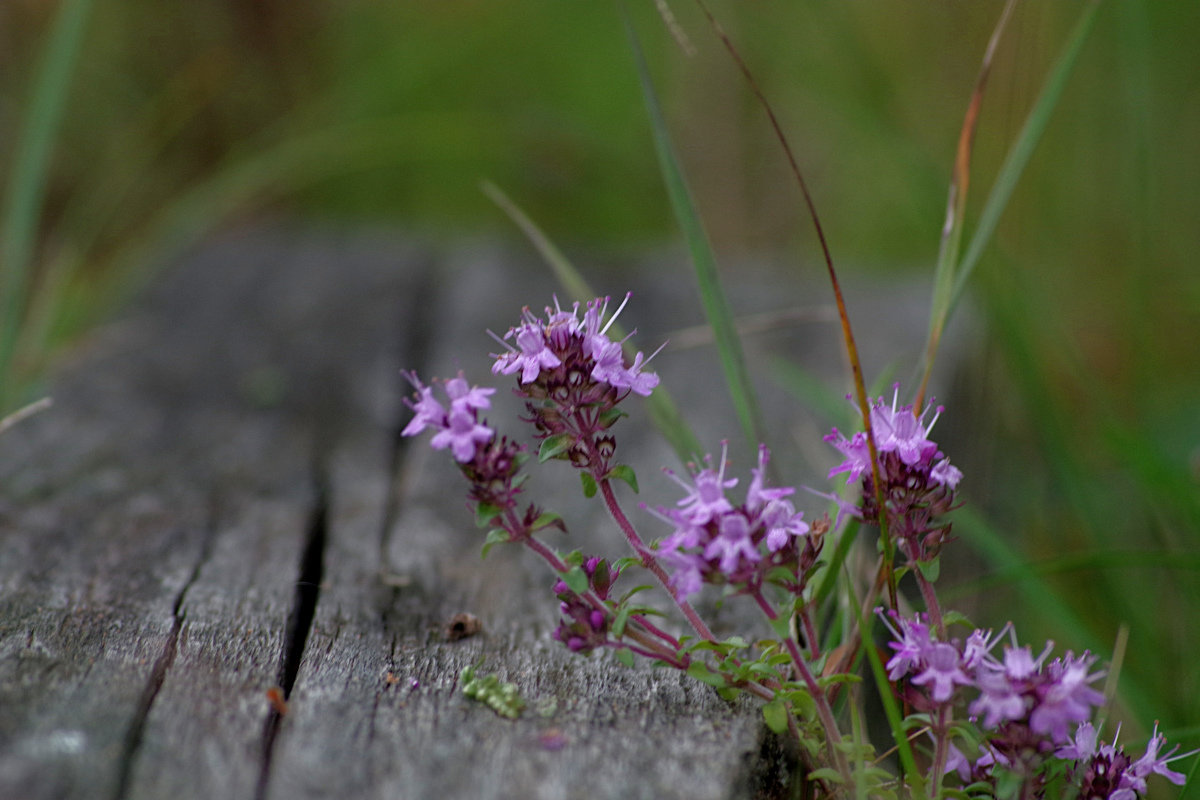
left=621, top=8, right=767, bottom=456
left=482, top=180, right=703, bottom=464
left=943, top=0, right=1102, bottom=323
left=0, top=0, right=95, bottom=410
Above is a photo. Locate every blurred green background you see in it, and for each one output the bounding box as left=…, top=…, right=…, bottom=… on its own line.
left=4, top=0, right=1198, bottom=761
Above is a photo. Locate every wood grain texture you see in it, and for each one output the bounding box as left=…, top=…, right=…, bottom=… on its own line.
left=1, top=228, right=967, bottom=799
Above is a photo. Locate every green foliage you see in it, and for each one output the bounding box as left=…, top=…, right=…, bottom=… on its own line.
left=459, top=665, right=525, bottom=719
left=480, top=528, right=509, bottom=560
left=603, top=464, right=639, bottom=494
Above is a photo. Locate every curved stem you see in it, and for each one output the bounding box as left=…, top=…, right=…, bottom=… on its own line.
left=753, top=590, right=851, bottom=784
left=915, top=568, right=946, bottom=637
left=598, top=477, right=715, bottom=641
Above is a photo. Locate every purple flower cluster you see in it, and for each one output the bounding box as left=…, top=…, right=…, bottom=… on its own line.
left=825, top=385, right=961, bottom=491
left=1055, top=722, right=1191, bottom=800
left=402, top=370, right=554, bottom=542
left=881, top=610, right=1105, bottom=741
left=489, top=295, right=661, bottom=475
left=552, top=556, right=616, bottom=654
left=825, top=386, right=962, bottom=561
left=401, top=371, right=495, bottom=462
left=652, top=445, right=821, bottom=600
left=877, top=610, right=1192, bottom=797
left=491, top=294, right=661, bottom=397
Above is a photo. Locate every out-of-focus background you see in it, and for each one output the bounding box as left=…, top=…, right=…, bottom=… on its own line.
left=4, top=0, right=1198, bottom=751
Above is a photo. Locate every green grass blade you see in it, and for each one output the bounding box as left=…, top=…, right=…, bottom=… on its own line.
left=846, top=573, right=925, bottom=798
left=482, top=180, right=704, bottom=464
left=0, top=0, right=95, bottom=410
left=917, top=0, right=1016, bottom=408
left=621, top=7, right=767, bottom=456
left=944, top=0, right=1102, bottom=322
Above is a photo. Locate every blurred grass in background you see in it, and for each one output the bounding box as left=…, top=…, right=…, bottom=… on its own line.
left=3, top=0, right=1198, bottom=752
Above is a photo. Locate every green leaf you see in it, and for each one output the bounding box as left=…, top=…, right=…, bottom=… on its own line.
left=942, top=609, right=975, bottom=630
left=807, top=768, right=848, bottom=785
left=614, top=648, right=635, bottom=668
left=916, top=556, right=940, bottom=583
left=604, top=464, right=639, bottom=494
left=762, top=699, right=790, bottom=734
left=538, top=433, right=574, bottom=463
left=767, top=612, right=793, bottom=641
left=562, top=565, right=589, bottom=596
left=474, top=502, right=502, bottom=529
left=939, top=0, right=1103, bottom=341
left=579, top=472, right=598, bottom=499
left=531, top=511, right=564, bottom=533
left=0, top=0, right=95, bottom=411
left=598, top=406, right=628, bottom=429
left=686, top=660, right=727, bottom=689
left=612, top=605, right=632, bottom=638
left=480, top=528, right=509, bottom=560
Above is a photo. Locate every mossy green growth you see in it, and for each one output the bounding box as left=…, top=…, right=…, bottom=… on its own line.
left=460, top=665, right=525, bottom=719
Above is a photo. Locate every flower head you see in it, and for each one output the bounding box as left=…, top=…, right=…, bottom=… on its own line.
left=652, top=445, right=815, bottom=599
left=401, top=371, right=496, bottom=462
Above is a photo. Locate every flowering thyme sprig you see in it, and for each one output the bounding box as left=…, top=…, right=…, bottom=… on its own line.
left=489, top=295, right=718, bottom=642
left=826, top=384, right=962, bottom=631
left=649, top=444, right=822, bottom=604
left=872, top=608, right=1188, bottom=798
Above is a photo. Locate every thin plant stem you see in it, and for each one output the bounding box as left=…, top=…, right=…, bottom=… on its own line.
left=915, top=569, right=945, bottom=637
left=930, top=704, right=951, bottom=799
left=518, top=527, right=684, bottom=661
left=753, top=589, right=851, bottom=785
left=688, top=0, right=897, bottom=610
left=598, top=478, right=715, bottom=641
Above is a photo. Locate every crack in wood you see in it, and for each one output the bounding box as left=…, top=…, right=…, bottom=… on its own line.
left=255, top=465, right=329, bottom=800
left=110, top=502, right=220, bottom=800
left=377, top=263, right=439, bottom=570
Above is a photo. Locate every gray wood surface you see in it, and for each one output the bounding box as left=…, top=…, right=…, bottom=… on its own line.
left=0, top=226, right=965, bottom=800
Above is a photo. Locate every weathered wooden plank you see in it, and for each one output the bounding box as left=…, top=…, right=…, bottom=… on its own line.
left=1, top=228, right=970, bottom=800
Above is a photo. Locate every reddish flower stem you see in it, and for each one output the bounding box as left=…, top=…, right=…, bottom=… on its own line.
left=752, top=590, right=850, bottom=784
left=598, top=478, right=716, bottom=642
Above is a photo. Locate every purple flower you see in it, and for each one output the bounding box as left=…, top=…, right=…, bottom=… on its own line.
left=666, top=448, right=737, bottom=526
left=824, top=429, right=871, bottom=483
left=930, top=458, right=963, bottom=489
left=400, top=372, right=446, bottom=437
left=401, top=371, right=496, bottom=463
left=490, top=293, right=661, bottom=398
left=970, top=666, right=1030, bottom=729
left=911, top=641, right=972, bottom=702
left=1127, top=723, right=1190, bottom=789
left=1030, top=652, right=1105, bottom=742
left=824, top=384, right=961, bottom=491
left=445, top=374, right=495, bottom=411
left=650, top=444, right=814, bottom=597
left=871, top=386, right=941, bottom=466
left=430, top=406, right=494, bottom=462
left=494, top=320, right=562, bottom=383
left=877, top=609, right=933, bottom=681
left=704, top=513, right=760, bottom=574
left=1056, top=722, right=1195, bottom=799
